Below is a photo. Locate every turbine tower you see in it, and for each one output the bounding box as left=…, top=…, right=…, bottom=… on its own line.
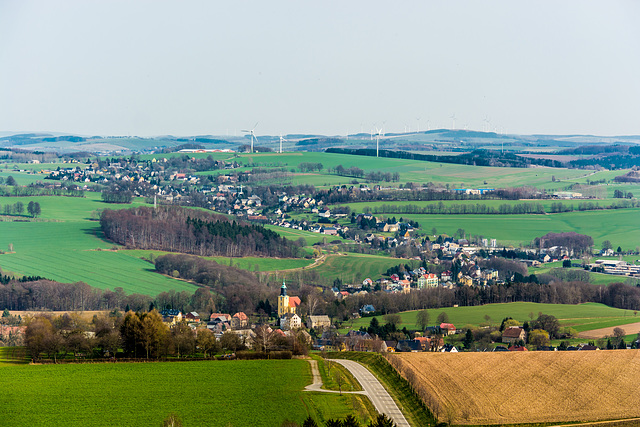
left=375, top=126, right=382, bottom=157
left=450, top=114, right=456, bottom=130
left=279, top=134, right=287, bottom=154
left=241, top=122, right=259, bottom=153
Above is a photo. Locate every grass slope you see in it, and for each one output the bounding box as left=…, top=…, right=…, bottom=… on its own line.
left=0, top=194, right=197, bottom=295
left=121, top=249, right=315, bottom=272
left=342, top=302, right=640, bottom=334
left=400, top=208, right=640, bottom=248
left=285, top=253, right=415, bottom=285
left=0, top=359, right=367, bottom=427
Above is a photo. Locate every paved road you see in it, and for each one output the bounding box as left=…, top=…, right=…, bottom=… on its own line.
left=329, top=359, right=410, bottom=427
left=305, top=359, right=366, bottom=394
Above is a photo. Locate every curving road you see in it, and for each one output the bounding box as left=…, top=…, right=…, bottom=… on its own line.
left=328, top=359, right=410, bottom=427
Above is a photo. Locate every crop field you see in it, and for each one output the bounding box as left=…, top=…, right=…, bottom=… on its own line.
left=399, top=208, right=640, bottom=248
left=388, top=350, right=640, bottom=425
left=342, top=302, right=640, bottom=334
left=0, top=195, right=197, bottom=295
left=0, top=359, right=369, bottom=427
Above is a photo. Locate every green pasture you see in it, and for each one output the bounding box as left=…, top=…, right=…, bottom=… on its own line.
left=399, top=208, right=640, bottom=249
left=528, top=262, right=640, bottom=286
left=0, top=171, right=44, bottom=186
left=332, top=198, right=628, bottom=214
left=183, top=151, right=588, bottom=189
left=341, top=302, right=640, bottom=334
left=0, top=194, right=196, bottom=295
left=289, top=253, right=417, bottom=285
left=263, top=224, right=338, bottom=245
left=0, top=347, right=28, bottom=364
left=0, top=221, right=196, bottom=295
left=0, top=360, right=370, bottom=427
left=121, top=249, right=315, bottom=272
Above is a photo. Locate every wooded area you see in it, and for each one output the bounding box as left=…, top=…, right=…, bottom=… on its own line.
left=100, top=206, right=300, bottom=258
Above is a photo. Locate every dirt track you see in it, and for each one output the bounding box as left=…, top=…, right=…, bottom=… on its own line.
left=578, top=322, right=640, bottom=339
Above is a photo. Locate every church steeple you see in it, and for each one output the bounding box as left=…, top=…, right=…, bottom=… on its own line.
left=280, top=279, right=287, bottom=296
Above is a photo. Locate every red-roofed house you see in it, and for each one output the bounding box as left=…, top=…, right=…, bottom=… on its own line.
left=414, top=336, right=430, bottom=351
left=231, top=312, right=249, bottom=329
left=417, top=273, right=439, bottom=289
left=502, top=326, right=526, bottom=345
left=509, top=345, right=528, bottom=351
left=440, top=323, right=456, bottom=336
left=184, top=312, right=200, bottom=323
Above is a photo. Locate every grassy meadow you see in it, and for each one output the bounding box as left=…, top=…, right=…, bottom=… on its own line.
left=398, top=208, right=640, bottom=249
left=284, top=253, right=418, bottom=285
left=151, top=151, right=590, bottom=189
left=0, top=194, right=197, bottom=295
left=0, top=359, right=374, bottom=427
left=121, top=249, right=315, bottom=272
left=340, top=302, right=640, bottom=334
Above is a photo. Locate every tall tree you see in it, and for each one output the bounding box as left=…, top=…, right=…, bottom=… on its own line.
left=139, top=310, right=168, bottom=359
left=416, top=310, right=430, bottom=331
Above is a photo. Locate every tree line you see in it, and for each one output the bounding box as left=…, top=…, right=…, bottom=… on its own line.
left=100, top=206, right=300, bottom=258
left=362, top=202, right=545, bottom=215
left=325, top=148, right=565, bottom=169
left=0, top=182, right=84, bottom=197
left=23, top=309, right=310, bottom=362
left=0, top=200, right=41, bottom=217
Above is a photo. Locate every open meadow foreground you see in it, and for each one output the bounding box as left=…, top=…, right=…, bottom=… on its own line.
left=0, top=359, right=369, bottom=427
left=388, top=350, right=640, bottom=426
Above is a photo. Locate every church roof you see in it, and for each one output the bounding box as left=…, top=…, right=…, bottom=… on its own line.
left=288, top=296, right=301, bottom=308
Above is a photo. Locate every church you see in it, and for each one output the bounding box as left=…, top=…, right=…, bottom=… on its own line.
left=277, top=280, right=301, bottom=317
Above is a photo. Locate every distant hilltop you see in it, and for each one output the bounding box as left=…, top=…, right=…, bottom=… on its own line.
left=0, top=129, right=639, bottom=155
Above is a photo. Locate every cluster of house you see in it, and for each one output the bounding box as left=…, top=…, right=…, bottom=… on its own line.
left=331, top=263, right=501, bottom=297
left=156, top=282, right=334, bottom=347
left=589, top=259, right=640, bottom=277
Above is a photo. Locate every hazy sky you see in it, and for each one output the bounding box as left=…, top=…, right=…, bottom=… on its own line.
left=1, top=1, right=639, bottom=137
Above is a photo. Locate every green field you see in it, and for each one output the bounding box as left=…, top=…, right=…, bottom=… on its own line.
left=342, top=302, right=640, bottom=334
left=529, top=262, right=640, bottom=286
left=0, top=359, right=370, bottom=427
left=121, top=249, right=315, bottom=272
left=149, top=151, right=589, bottom=189
left=0, top=194, right=197, bottom=295
left=287, top=253, right=416, bottom=285
left=398, top=208, right=640, bottom=249
left=332, top=198, right=627, bottom=214
left=263, top=224, right=340, bottom=245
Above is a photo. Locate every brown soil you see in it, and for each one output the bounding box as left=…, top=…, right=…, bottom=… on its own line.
left=578, top=322, right=640, bottom=339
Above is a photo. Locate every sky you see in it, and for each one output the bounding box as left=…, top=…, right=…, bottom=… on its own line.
left=1, top=1, right=639, bottom=137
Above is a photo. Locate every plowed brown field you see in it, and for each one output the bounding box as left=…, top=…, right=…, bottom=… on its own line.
left=578, top=322, right=640, bottom=339
left=388, top=351, right=640, bottom=425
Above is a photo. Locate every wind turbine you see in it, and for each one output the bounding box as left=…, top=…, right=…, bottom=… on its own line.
left=450, top=114, right=456, bottom=130
left=241, top=122, right=259, bottom=153
left=375, top=126, right=383, bottom=157
left=279, top=134, right=287, bottom=154
left=416, top=117, right=421, bottom=133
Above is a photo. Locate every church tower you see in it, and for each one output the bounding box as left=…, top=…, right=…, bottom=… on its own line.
left=277, top=280, right=289, bottom=317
